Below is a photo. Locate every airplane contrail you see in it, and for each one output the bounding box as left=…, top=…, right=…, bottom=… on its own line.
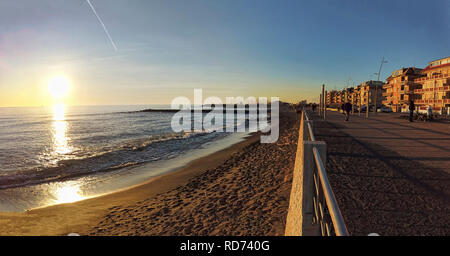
left=86, top=0, right=118, bottom=51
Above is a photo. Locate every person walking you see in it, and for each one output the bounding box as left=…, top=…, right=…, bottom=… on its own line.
left=427, top=105, right=433, bottom=121
left=409, top=99, right=415, bottom=122
left=344, top=101, right=352, bottom=121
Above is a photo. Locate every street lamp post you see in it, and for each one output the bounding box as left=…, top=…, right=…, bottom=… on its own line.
left=374, top=57, right=388, bottom=114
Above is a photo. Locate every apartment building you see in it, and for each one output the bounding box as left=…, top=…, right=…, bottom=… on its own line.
left=343, top=88, right=354, bottom=104
left=327, top=90, right=341, bottom=107
left=359, top=80, right=384, bottom=108
left=326, top=90, right=336, bottom=106
left=334, top=91, right=343, bottom=105
left=413, top=57, right=450, bottom=114
left=382, top=67, right=424, bottom=112
left=352, top=85, right=361, bottom=107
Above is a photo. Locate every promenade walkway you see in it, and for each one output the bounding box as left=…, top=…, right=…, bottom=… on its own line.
left=312, top=110, right=450, bottom=235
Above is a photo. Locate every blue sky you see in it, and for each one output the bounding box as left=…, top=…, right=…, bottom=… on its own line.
left=0, top=0, right=448, bottom=106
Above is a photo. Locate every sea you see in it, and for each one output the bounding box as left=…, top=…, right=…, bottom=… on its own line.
left=0, top=105, right=249, bottom=211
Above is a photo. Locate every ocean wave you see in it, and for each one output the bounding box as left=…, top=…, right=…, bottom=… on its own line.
left=0, top=130, right=222, bottom=190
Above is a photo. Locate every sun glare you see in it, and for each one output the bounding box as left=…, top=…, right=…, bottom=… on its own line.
left=54, top=183, right=84, bottom=204
left=48, top=76, right=70, bottom=99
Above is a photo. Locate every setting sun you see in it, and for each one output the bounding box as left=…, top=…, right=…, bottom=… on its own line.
left=48, top=76, right=70, bottom=99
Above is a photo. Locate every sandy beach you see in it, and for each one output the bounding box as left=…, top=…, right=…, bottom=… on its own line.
left=0, top=110, right=299, bottom=236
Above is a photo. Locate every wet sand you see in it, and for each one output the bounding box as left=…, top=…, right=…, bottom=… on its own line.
left=0, top=110, right=299, bottom=236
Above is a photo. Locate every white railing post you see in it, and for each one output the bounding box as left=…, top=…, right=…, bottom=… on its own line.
left=286, top=110, right=347, bottom=236
left=321, top=84, right=325, bottom=118
left=324, top=90, right=327, bottom=120
left=302, top=141, right=325, bottom=236
left=319, top=93, right=323, bottom=117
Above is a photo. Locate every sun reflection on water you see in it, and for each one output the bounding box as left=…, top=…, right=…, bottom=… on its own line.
left=53, top=183, right=84, bottom=204
left=48, top=106, right=85, bottom=205
left=52, top=104, right=71, bottom=155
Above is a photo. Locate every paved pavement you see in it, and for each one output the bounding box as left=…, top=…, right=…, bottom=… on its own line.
left=312, top=110, right=450, bottom=235
left=329, top=111, right=450, bottom=175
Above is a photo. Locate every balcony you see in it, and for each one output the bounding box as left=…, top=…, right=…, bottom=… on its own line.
left=400, top=81, right=415, bottom=86
left=414, top=85, right=450, bottom=94
left=414, top=73, right=449, bottom=83
left=415, top=99, right=450, bottom=104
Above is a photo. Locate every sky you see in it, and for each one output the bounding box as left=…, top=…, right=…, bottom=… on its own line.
left=0, top=0, right=448, bottom=107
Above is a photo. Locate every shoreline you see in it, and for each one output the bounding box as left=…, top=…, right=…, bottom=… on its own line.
left=0, top=133, right=260, bottom=236
left=86, top=110, right=298, bottom=236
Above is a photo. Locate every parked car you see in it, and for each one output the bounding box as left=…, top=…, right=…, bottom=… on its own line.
left=377, top=106, right=393, bottom=113
left=357, top=105, right=377, bottom=112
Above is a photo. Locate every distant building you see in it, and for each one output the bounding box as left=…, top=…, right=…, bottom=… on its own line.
left=334, top=91, right=343, bottom=106
left=359, top=80, right=384, bottom=107
left=352, top=85, right=362, bottom=107
left=382, top=67, right=424, bottom=112
left=326, top=91, right=336, bottom=106
left=343, top=87, right=354, bottom=103
left=323, top=90, right=342, bottom=107
left=413, top=57, right=450, bottom=114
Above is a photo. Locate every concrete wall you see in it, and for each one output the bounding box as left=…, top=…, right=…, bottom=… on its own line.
left=285, top=112, right=321, bottom=236
left=284, top=116, right=305, bottom=235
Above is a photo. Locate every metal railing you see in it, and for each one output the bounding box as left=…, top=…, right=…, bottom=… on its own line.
left=304, top=111, right=349, bottom=236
